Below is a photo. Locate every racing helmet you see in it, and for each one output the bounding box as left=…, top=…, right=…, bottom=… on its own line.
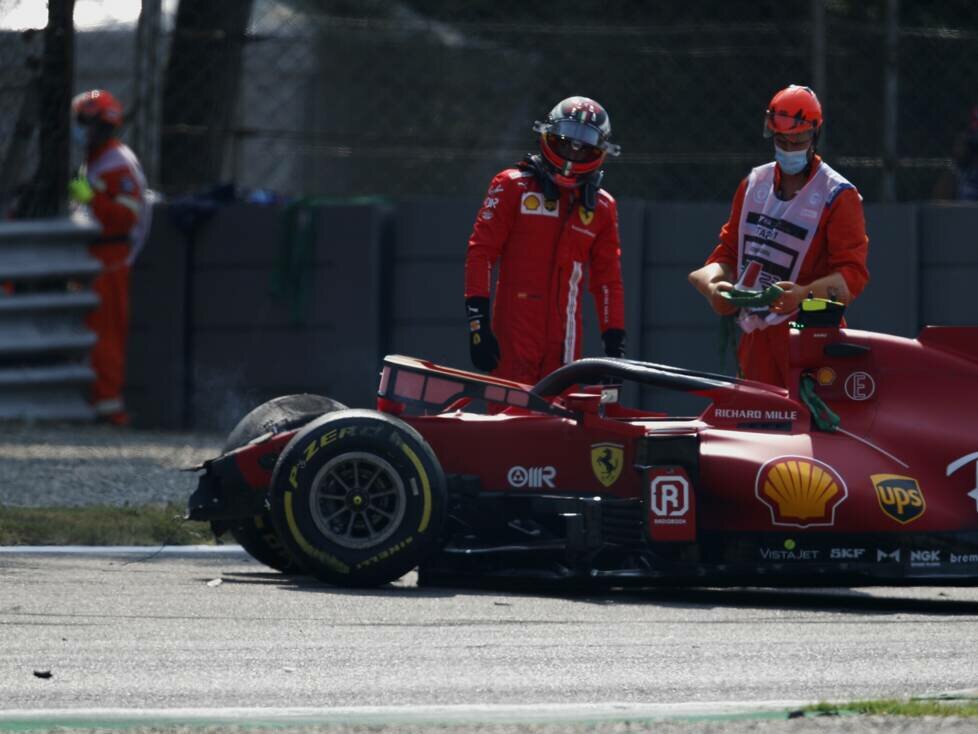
left=71, top=89, right=123, bottom=128
left=533, top=96, right=621, bottom=188
left=763, top=85, right=822, bottom=138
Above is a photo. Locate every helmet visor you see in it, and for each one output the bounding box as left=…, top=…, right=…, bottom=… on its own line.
left=544, top=133, right=604, bottom=163
left=764, top=109, right=818, bottom=137
left=549, top=119, right=603, bottom=147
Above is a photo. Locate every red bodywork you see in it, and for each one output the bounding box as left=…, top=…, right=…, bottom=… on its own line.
left=198, top=321, right=978, bottom=582
left=380, top=325, right=978, bottom=541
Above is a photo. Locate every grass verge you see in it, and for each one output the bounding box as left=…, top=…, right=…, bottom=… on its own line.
left=0, top=503, right=214, bottom=545
left=807, top=698, right=978, bottom=718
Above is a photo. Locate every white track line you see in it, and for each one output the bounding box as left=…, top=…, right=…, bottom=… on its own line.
left=0, top=544, right=247, bottom=556
left=0, top=701, right=814, bottom=725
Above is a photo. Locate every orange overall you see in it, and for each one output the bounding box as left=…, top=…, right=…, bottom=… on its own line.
left=84, top=139, right=146, bottom=421
left=705, top=156, right=870, bottom=387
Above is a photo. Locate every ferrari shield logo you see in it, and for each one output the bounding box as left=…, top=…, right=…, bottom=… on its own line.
left=578, top=206, right=594, bottom=225
left=591, top=443, right=623, bottom=487
left=872, top=474, right=926, bottom=524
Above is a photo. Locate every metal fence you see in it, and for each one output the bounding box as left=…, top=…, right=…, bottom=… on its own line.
left=0, top=214, right=100, bottom=420
left=2, top=0, right=978, bottom=210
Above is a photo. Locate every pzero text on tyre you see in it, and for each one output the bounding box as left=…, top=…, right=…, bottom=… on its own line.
left=222, top=393, right=347, bottom=573
left=268, top=409, right=447, bottom=586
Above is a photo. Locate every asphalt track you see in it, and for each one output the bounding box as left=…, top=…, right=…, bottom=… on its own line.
left=2, top=548, right=978, bottom=731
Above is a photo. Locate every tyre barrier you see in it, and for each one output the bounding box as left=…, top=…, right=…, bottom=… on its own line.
left=0, top=214, right=101, bottom=421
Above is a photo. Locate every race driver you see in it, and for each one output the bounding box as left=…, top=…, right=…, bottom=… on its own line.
left=69, top=89, right=150, bottom=425
left=464, top=96, right=626, bottom=385
left=688, top=84, right=869, bottom=387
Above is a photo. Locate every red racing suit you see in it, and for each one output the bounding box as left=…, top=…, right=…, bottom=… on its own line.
left=705, top=155, right=869, bottom=387
left=83, top=138, right=148, bottom=419
left=465, top=164, right=625, bottom=385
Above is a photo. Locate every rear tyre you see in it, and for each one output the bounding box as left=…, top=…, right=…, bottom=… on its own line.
left=268, top=410, right=446, bottom=587
left=220, top=394, right=347, bottom=573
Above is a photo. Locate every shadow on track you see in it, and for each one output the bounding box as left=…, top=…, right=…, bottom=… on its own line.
left=211, top=570, right=978, bottom=615
left=607, top=587, right=978, bottom=616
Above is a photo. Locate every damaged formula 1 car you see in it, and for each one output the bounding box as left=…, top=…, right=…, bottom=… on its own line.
left=187, top=300, right=978, bottom=587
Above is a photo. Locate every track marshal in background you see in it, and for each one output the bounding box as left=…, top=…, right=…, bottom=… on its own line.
left=69, top=89, right=150, bottom=425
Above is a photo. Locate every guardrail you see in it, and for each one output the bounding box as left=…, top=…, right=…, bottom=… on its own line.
left=0, top=215, right=101, bottom=421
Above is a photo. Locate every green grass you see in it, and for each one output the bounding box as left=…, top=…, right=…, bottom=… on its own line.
left=807, top=698, right=978, bottom=718
left=0, top=503, right=215, bottom=546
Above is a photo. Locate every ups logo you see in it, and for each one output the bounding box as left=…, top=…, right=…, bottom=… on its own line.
left=872, top=474, right=926, bottom=524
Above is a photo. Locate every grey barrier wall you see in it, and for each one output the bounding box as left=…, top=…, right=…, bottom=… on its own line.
left=388, top=198, right=474, bottom=371
left=0, top=216, right=101, bottom=421
left=127, top=207, right=189, bottom=429
left=127, top=202, right=389, bottom=431
left=641, top=202, right=737, bottom=416
left=918, top=204, right=978, bottom=327
left=126, top=200, right=978, bottom=430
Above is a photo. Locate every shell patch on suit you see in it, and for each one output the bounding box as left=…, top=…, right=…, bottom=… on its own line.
left=520, top=192, right=558, bottom=217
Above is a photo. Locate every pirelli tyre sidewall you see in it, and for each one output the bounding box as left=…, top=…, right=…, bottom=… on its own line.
left=222, top=394, right=347, bottom=573
left=268, top=410, right=446, bottom=587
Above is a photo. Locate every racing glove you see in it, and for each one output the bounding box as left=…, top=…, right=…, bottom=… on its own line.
left=466, top=296, right=500, bottom=372
left=68, top=177, right=94, bottom=205
left=601, top=328, right=626, bottom=358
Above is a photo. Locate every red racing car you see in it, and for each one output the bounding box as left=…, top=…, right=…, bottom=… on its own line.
left=187, top=301, right=978, bottom=587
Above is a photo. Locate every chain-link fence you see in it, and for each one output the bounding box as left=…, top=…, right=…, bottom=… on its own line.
left=1, top=0, right=977, bottom=210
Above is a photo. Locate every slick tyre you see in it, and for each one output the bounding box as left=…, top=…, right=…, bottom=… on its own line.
left=268, top=410, right=447, bottom=587
left=221, top=394, right=347, bottom=573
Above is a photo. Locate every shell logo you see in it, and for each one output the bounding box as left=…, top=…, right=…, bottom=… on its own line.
left=816, top=367, right=836, bottom=386
left=524, top=194, right=540, bottom=210
left=755, top=455, right=848, bottom=528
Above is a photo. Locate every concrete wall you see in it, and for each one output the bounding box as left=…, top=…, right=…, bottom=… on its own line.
left=126, top=200, right=978, bottom=430
left=128, top=201, right=390, bottom=431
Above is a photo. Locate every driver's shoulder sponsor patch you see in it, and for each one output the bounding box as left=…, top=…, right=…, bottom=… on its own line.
left=520, top=192, right=558, bottom=217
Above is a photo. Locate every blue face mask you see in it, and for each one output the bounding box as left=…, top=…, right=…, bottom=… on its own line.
left=71, top=124, right=89, bottom=147
left=774, top=144, right=810, bottom=175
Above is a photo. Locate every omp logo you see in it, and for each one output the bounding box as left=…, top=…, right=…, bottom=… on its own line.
left=507, top=465, right=556, bottom=489
left=910, top=549, right=941, bottom=566
left=650, top=475, right=689, bottom=519
left=831, top=548, right=866, bottom=560
left=755, top=456, right=848, bottom=528
left=590, top=443, right=623, bottom=487
left=520, top=192, right=558, bottom=217
left=872, top=474, right=926, bottom=524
